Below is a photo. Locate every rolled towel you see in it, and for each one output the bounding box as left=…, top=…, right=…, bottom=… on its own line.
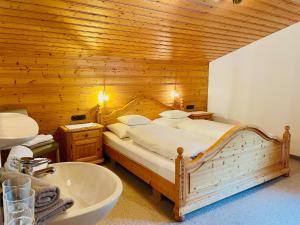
left=35, top=197, right=74, bottom=225
left=4, top=145, right=33, bottom=172
left=23, top=134, right=54, bottom=147
left=31, top=176, right=60, bottom=210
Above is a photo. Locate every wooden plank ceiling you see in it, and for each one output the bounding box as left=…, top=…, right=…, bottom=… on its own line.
left=0, top=0, right=299, bottom=62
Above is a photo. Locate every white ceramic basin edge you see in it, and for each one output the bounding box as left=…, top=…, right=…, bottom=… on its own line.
left=0, top=113, right=39, bottom=149
left=43, top=162, right=123, bottom=225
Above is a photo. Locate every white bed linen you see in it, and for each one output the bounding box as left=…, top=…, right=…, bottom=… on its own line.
left=176, top=119, right=235, bottom=141
left=103, top=131, right=175, bottom=183
left=127, top=124, right=210, bottom=160
left=152, top=117, right=192, bottom=128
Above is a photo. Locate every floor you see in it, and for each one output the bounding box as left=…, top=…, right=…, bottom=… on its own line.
left=99, top=159, right=300, bottom=225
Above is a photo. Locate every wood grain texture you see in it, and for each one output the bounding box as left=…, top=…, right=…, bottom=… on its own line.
left=102, top=96, right=174, bottom=125
left=0, top=50, right=208, bottom=133
left=0, top=0, right=298, bottom=132
left=0, top=0, right=298, bottom=61
left=102, top=97, right=290, bottom=221
left=176, top=125, right=290, bottom=219
left=58, top=124, right=104, bottom=163
left=104, top=145, right=177, bottom=201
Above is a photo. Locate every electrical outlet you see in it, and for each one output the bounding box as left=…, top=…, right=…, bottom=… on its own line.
left=186, top=105, right=195, bottom=110
left=71, top=114, right=86, bottom=121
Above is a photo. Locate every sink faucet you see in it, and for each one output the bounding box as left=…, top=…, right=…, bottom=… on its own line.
left=18, top=157, right=56, bottom=177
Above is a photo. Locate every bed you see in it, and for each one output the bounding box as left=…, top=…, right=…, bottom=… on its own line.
left=101, top=96, right=291, bottom=221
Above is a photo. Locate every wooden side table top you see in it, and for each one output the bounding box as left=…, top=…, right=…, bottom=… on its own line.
left=190, top=111, right=213, bottom=116
left=60, top=123, right=104, bottom=133
left=189, top=111, right=214, bottom=120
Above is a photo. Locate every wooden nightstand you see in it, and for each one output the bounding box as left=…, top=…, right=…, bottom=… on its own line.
left=189, top=111, right=214, bottom=120
left=58, top=123, right=104, bottom=164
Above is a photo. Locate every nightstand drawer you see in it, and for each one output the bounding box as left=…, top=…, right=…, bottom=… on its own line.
left=72, top=130, right=100, bottom=140
left=72, top=138, right=100, bottom=162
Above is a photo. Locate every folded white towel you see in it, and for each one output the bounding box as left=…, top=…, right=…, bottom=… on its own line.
left=23, top=134, right=53, bottom=147
left=65, top=122, right=97, bottom=130
left=4, top=145, right=33, bottom=172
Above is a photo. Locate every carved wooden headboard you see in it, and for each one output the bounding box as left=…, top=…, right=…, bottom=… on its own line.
left=102, top=96, right=173, bottom=125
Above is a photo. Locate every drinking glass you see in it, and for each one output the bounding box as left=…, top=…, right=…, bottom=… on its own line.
left=7, top=217, right=34, bottom=225
left=2, top=177, right=31, bottom=194
left=3, top=188, right=35, bottom=225
left=2, top=177, right=32, bottom=224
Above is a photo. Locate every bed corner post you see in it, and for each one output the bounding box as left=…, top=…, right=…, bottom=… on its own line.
left=97, top=102, right=106, bottom=125
left=282, top=125, right=291, bottom=176
left=174, top=147, right=186, bottom=222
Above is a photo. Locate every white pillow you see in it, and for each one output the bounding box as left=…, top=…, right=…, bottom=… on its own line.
left=152, top=117, right=191, bottom=128
left=117, top=115, right=151, bottom=126
left=159, top=110, right=191, bottom=119
left=106, top=123, right=129, bottom=139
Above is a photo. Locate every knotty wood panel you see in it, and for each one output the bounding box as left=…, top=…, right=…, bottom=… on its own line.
left=0, top=0, right=298, bottom=61
left=0, top=0, right=298, bottom=133
left=0, top=50, right=208, bottom=133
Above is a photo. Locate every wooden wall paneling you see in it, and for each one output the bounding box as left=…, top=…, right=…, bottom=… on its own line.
left=0, top=50, right=208, bottom=133
left=0, top=0, right=298, bottom=134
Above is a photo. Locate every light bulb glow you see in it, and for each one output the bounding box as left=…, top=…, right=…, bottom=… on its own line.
left=98, top=91, right=109, bottom=105
left=171, top=90, right=179, bottom=98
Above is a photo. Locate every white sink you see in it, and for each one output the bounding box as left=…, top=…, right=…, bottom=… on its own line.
left=0, top=113, right=38, bottom=149
left=42, top=162, right=123, bottom=225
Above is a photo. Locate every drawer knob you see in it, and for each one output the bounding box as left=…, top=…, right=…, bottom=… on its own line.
left=85, top=134, right=88, bottom=137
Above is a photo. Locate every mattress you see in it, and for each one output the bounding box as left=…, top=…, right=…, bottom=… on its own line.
left=103, top=131, right=175, bottom=183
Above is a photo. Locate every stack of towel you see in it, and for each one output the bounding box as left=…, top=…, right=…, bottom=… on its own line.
left=23, top=134, right=54, bottom=149
left=0, top=171, right=74, bottom=225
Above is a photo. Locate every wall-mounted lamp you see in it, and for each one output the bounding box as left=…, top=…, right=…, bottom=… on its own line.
left=96, top=90, right=109, bottom=124
left=170, top=90, right=179, bottom=98
left=232, top=0, right=242, bottom=4
left=171, top=89, right=183, bottom=109
left=98, top=91, right=109, bottom=106
left=171, top=73, right=181, bottom=109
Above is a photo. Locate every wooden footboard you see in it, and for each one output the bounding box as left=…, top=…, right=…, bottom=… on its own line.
left=174, top=126, right=290, bottom=221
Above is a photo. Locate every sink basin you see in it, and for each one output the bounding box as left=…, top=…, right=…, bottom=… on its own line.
left=42, top=162, right=123, bottom=225
left=0, top=113, right=39, bottom=149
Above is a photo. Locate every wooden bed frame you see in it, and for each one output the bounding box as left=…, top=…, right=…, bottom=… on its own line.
left=101, top=96, right=290, bottom=221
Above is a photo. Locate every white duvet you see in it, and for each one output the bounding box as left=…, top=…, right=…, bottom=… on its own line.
left=176, top=119, right=234, bottom=141
left=127, top=124, right=211, bottom=160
